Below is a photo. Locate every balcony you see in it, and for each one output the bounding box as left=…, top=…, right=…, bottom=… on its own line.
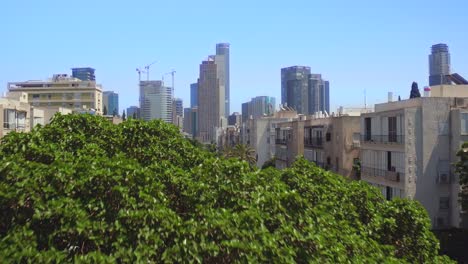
left=275, top=138, right=287, bottom=145
left=304, top=137, right=323, bottom=148
left=361, top=166, right=403, bottom=182
left=360, top=134, right=405, bottom=144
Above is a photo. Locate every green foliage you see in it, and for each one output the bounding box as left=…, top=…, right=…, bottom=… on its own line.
left=456, top=142, right=468, bottom=211
left=261, top=156, right=276, bottom=169
left=0, top=114, right=453, bottom=263
left=223, top=144, right=257, bottom=167
left=410, top=81, right=421, bottom=98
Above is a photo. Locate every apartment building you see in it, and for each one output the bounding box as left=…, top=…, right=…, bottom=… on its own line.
left=0, top=92, right=44, bottom=139
left=360, top=97, right=468, bottom=229
left=242, top=108, right=298, bottom=167
left=7, top=74, right=103, bottom=115
left=274, top=114, right=361, bottom=178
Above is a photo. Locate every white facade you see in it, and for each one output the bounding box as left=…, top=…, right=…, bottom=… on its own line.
left=360, top=97, right=468, bottom=229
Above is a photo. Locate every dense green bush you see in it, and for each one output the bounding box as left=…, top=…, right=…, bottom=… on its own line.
left=0, top=114, right=453, bottom=263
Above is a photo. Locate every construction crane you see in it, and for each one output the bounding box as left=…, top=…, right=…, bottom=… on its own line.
left=162, top=69, right=176, bottom=92
left=136, top=68, right=147, bottom=82
left=144, top=61, right=157, bottom=81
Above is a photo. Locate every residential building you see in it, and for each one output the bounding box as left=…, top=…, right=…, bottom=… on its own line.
left=42, top=107, right=73, bottom=124
left=183, top=107, right=198, bottom=138
left=429, top=44, right=451, bottom=86
left=126, top=106, right=140, bottom=119
left=243, top=108, right=298, bottom=167
left=359, top=97, right=468, bottom=229
left=217, top=125, right=241, bottom=150
left=216, top=43, right=230, bottom=117
left=7, top=74, right=103, bottom=114
left=0, top=92, right=44, bottom=138
left=228, top=112, right=242, bottom=126
left=103, top=91, right=119, bottom=116
left=190, top=83, right=198, bottom=107
left=197, top=54, right=226, bottom=143
left=71, top=67, right=96, bottom=81
left=281, top=66, right=330, bottom=115
left=281, top=66, right=311, bottom=114
left=274, top=114, right=361, bottom=178
left=139, top=80, right=173, bottom=123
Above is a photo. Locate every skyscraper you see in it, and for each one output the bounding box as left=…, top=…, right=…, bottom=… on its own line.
left=173, top=98, right=183, bottom=117
left=103, top=91, right=119, bottom=116
left=281, top=66, right=311, bottom=114
left=139, top=80, right=173, bottom=123
left=243, top=96, right=276, bottom=119
left=197, top=57, right=225, bottom=143
left=308, top=74, right=330, bottom=114
left=429, top=43, right=451, bottom=86
left=190, top=83, right=198, bottom=107
left=216, top=43, right=230, bottom=117
left=71, top=67, right=96, bottom=81
left=126, top=106, right=140, bottom=119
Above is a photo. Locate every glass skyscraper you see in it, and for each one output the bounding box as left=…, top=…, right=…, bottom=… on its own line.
left=139, top=81, right=173, bottom=123
left=216, top=43, right=230, bottom=117
left=190, top=83, right=198, bottom=107
left=429, top=43, right=451, bottom=86
left=71, top=67, right=96, bottom=81
left=103, top=91, right=119, bottom=116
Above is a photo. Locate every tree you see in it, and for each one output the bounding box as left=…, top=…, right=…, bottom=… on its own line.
left=456, top=142, right=468, bottom=211
left=112, top=109, right=117, bottom=116
left=261, top=156, right=276, bottom=169
left=398, top=95, right=401, bottom=101
left=223, top=144, right=257, bottom=166
left=122, top=110, right=126, bottom=121
left=410, top=82, right=421, bottom=98
left=132, top=112, right=137, bottom=119
left=0, top=114, right=454, bottom=263
left=103, top=105, right=108, bottom=115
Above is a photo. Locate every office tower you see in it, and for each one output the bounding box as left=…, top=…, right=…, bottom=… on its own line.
left=139, top=80, right=173, bottom=123
left=228, top=112, right=242, bottom=126
left=103, top=91, right=119, bottom=116
left=71, top=67, right=96, bottom=81
left=429, top=44, right=451, bottom=86
left=173, top=98, right=183, bottom=117
left=281, top=66, right=311, bottom=114
left=216, top=43, right=230, bottom=117
left=308, top=74, right=330, bottom=114
left=126, top=106, right=140, bottom=119
left=183, top=107, right=198, bottom=137
left=8, top=73, right=103, bottom=114
left=242, top=102, right=250, bottom=122
left=197, top=57, right=225, bottom=143
left=250, top=96, right=276, bottom=118
left=190, top=83, right=198, bottom=107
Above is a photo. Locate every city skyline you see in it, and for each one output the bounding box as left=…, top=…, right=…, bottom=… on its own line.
left=1, top=1, right=467, bottom=114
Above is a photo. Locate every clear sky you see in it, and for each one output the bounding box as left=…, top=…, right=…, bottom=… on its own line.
left=1, top=0, right=467, bottom=113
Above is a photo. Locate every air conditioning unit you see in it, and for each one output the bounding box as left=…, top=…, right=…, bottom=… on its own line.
left=456, top=98, right=466, bottom=107
left=437, top=172, right=451, bottom=184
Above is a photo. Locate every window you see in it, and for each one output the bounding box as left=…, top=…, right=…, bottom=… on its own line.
left=387, top=151, right=392, bottom=171
left=16, top=111, right=26, bottom=129
left=326, top=132, right=331, bottom=141
left=388, top=116, right=397, bottom=142
left=461, top=113, right=468, bottom=135
left=32, top=94, right=40, bottom=99
left=3, top=109, right=16, bottom=129
left=439, top=197, right=450, bottom=210
left=365, top=117, right=371, bottom=140
left=386, top=186, right=393, bottom=200
left=327, top=157, right=331, bottom=165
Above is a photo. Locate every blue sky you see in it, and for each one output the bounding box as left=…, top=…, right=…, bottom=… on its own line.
left=1, top=0, right=467, bottom=113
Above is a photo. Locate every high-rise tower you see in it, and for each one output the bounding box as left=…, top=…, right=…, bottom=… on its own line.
left=139, top=80, right=173, bottom=123
left=216, top=43, right=230, bottom=117
left=429, top=43, right=451, bottom=86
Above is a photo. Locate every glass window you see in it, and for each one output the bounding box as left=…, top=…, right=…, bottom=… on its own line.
left=3, top=109, right=16, bottom=129
left=439, top=197, right=450, bottom=210
left=461, top=113, right=468, bottom=135
left=17, top=111, right=26, bottom=129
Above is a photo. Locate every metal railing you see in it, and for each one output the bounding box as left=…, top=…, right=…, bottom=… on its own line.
left=360, top=134, right=405, bottom=144
left=275, top=138, right=287, bottom=145
left=361, top=166, right=403, bottom=182
left=304, top=137, right=323, bottom=148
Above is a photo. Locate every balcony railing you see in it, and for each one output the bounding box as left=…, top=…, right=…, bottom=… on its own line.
left=361, top=166, right=403, bottom=182
left=275, top=138, right=287, bottom=145
left=304, top=137, right=323, bottom=148
left=360, top=134, right=404, bottom=144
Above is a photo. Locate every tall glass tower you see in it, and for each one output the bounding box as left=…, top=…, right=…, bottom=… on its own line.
left=429, top=44, right=451, bottom=86
left=216, top=43, right=230, bottom=117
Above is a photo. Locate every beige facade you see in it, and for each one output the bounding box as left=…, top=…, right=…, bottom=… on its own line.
left=430, top=84, right=468, bottom=98
left=274, top=115, right=361, bottom=178
left=8, top=74, right=103, bottom=115
left=360, top=97, right=468, bottom=229
left=0, top=92, right=44, bottom=139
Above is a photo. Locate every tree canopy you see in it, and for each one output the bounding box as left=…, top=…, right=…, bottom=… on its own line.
left=456, top=142, right=468, bottom=211
left=410, top=81, right=421, bottom=98
left=0, top=114, right=453, bottom=263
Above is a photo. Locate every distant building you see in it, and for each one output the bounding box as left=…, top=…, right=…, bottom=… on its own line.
left=126, top=106, right=140, bottom=119
left=183, top=107, right=198, bottom=138
left=429, top=44, right=451, bottom=86
left=360, top=97, right=468, bottom=229
left=228, top=112, right=242, bottom=126
left=8, top=74, right=103, bottom=114
left=72, top=67, right=96, bottom=81
left=190, top=83, right=198, bottom=107
left=241, top=102, right=250, bottom=122
left=139, top=80, right=173, bottom=123
left=216, top=43, right=230, bottom=117
left=173, top=98, right=183, bottom=117
left=103, top=91, right=119, bottom=116
left=274, top=115, right=361, bottom=178
left=281, top=66, right=330, bottom=115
